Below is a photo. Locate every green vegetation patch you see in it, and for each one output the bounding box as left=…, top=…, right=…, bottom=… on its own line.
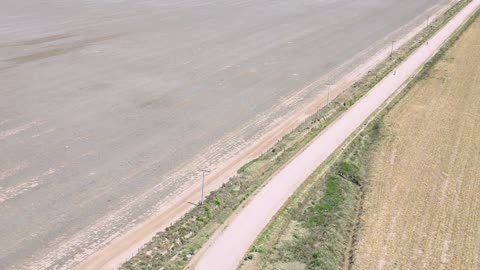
left=243, top=118, right=381, bottom=270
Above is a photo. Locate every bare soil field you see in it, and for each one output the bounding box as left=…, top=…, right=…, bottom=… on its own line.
left=353, top=15, right=480, bottom=270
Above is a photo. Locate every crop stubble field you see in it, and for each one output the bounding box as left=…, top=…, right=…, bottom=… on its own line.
left=353, top=15, right=480, bottom=270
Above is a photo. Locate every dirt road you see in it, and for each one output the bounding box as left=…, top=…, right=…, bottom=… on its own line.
left=191, top=1, right=480, bottom=269
left=353, top=12, right=480, bottom=270
left=0, top=1, right=450, bottom=269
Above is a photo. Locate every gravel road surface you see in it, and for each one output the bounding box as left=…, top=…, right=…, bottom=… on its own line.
left=192, top=1, right=480, bottom=269
left=0, top=0, right=447, bottom=269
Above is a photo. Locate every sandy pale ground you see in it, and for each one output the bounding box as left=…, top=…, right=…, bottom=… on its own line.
left=353, top=14, right=480, bottom=270
left=191, top=1, right=480, bottom=269
left=0, top=0, right=450, bottom=269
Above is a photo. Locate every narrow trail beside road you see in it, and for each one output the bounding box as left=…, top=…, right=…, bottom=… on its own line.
left=192, top=1, right=480, bottom=269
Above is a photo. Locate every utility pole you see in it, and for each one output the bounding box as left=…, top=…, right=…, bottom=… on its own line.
left=427, top=16, right=431, bottom=46
left=390, top=40, right=395, bottom=58
left=326, top=83, right=333, bottom=106
left=199, top=168, right=210, bottom=205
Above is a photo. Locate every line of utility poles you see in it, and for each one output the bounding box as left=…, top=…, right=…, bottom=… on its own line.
left=194, top=14, right=435, bottom=210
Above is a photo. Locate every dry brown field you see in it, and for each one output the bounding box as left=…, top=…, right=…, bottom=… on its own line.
left=353, top=16, right=480, bottom=270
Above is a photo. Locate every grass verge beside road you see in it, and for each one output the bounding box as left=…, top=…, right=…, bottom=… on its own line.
left=240, top=116, right=381, bottom=270
left=121, top=1, right=471, bottom=269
